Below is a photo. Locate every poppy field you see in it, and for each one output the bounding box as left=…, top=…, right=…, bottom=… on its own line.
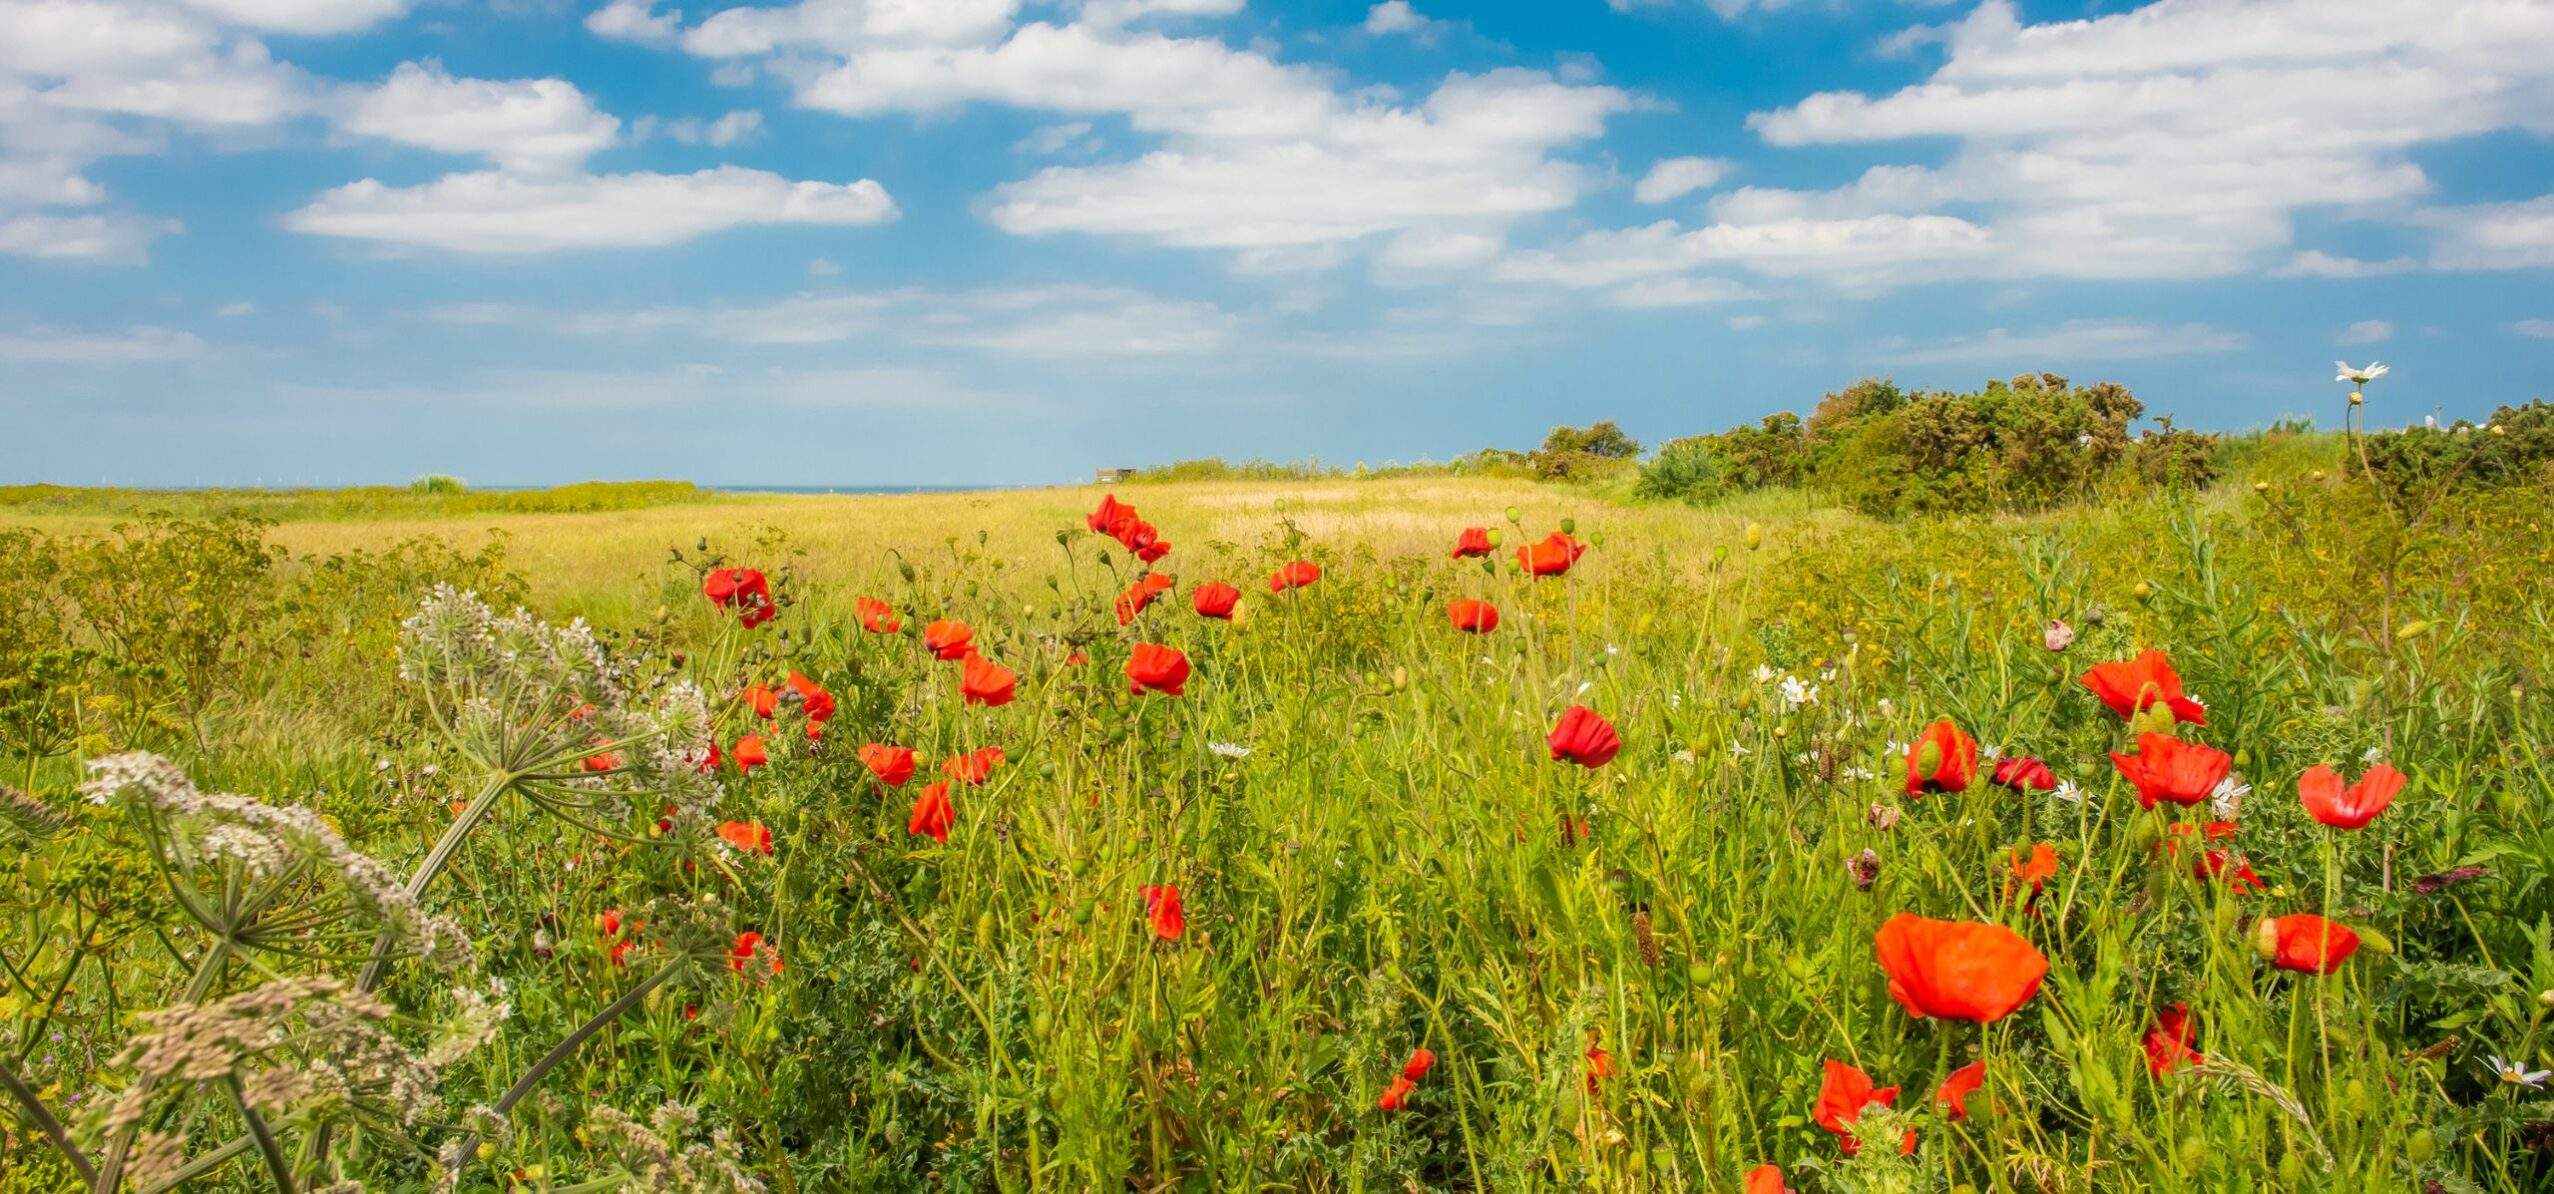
left=4, top=433, right=2554, bottom=1192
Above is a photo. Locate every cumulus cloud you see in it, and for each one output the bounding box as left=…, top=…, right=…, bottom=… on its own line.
left=1363, top=2, right=1428, bottom=36
left=171, top=0, right=411, bottom=35
left=2426, top=195, right=2554, bottom=271
left=1685, top=0, right=2554, bottom=289
left=632, top=5, right=1630, bottom=263
left=340, top=61, right=622, bottom=173
left=2337, top=319, right=2392, bottom=346
left=2272, top=250, right=2416, bottom=279
left=2512, top=319, right=2554, bottom=340
left=585, top=0, right=681, bottom=45
left=285, top=167, right=896, bottom=253
left=1632, top=156, right=1730, bottom=204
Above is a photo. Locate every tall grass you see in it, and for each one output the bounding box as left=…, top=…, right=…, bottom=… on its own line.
left=1, top=458, right=2549, bottom=1191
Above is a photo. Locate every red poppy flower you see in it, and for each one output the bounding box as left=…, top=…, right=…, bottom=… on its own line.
left=907, top=781, right=954, bottom=843
left=598, top=908, right=624, bottom=939
left=1448, top=598, right=1499, bottom=633
left=1935, top=1060, right=1985, bottom=1122
left=859, top=743, right=917, bottom=787
left=1129, top=526, right=1172, bottom=564
left=1451, top=526, right=1494, bottom=558
left=695, top=742, right=722, bottom=774
left=1904, top=719, right=1979, bottom=795
left=960, top=654, right=1017, bottom=707
left=2080, top=648, right=2207, bottom=725
left=2008, top=843, right=2058, bottom=896
left=2297, top=762, right=2405, bottom=830
left=785, top=671, right=836, bottom=726
left=2109, top=733, right=2233, bottom=809
left=1991, top=755, right=2056, bottom=792
left=1813, top=1059, right=1909, bottom=1157
left=1547, top=705, right=1622, bottom=768
left=1402, top=1048, right=1436, bottom=1082
left=2255, top=914, right=2359, bottom=974
left=2195, top=848, right=2261, bottom=893
left=1141, top=884, right=1185, bottom=941
left=942, top=747, right=1006, bottom=785
left=924, top=620, right=976, bottom=661
left=1192, top=581, right=1241, bottom=620
left=856, top=596, right=901, bottom=634
left=1873, top=913, right=2049, bottom=1023
left=728, top=930, right=781, bottom=974
left=1377, top=1075, right=1417, bottom=1112
left=1744, top=1166, right=1789, bottom=1194
left=1126, top=643, right=1190, bottom=696
left=1268, top=561, right=1321, bottom=592
left=1114, top=571, right=1177, bottom=625
left=741, top=683, right=779, bottom=718
left=581, top=752, right=621, bottom=773
left=2144, top=1003, right=2202, bottom=1075
left=731, top=735, right=769, bottom=773
left=1517, top=531, right=1585, bottom=577
left=1584, top=1044, right=1614, bottom=1092
left=717, top=819, right=773, bottom=856
left=1086, top=494, right=1135, bottom=534
left=703, top=567, right=776, bottom=628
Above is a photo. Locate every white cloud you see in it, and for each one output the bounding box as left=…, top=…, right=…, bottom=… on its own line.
left=1882, top=319, right=2248, bottom=365
left=1014, top=120, right=1097, bottom=156
left=1364, top=2, right=1426, bottom=36
left=2272, top=250, right=2416, bottom=279
left=2513, top=319, right=2554, bottom=340
left=806, top=256, right=843, bottom=276
left=636, top=7, right=1630, bottom=262
left=1632, top=155, right=1729, bottom=204
left=215, top=300, right=255, bottom=316
left=285, top=167, right=896, bottom=253
left=428, top=284, right=1235, bottom=358
left=1376, top=227, right=1504, bottom=275
left=586, top=0, right=682, bottom=45
left=1718, top=0, right=2554, bottom=288
left=172, top=0, right=411, bottom=35
left=1079, top=0, right=1244, bottom=26
left=0, top=211, right=178, bottom=263
left=655, top=109, right=764, bottom=147
left=0, top=324, right=206, bottom=364
left=1727, top=313, right=1767, bottom=330
left=2427, top=195, right=2554, bottom=271
left=1604, top=276, right=1749, bottom=309
left=2337, top=319, right=2392, bottom=346
left=341, top=61, right=622, bottom=174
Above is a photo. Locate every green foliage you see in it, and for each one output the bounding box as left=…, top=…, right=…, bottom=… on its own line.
left=1631, top=436, right=1727, bottom=504
left=2354, top=400, right=2554, bottom=496
left=1530, top=420, right=1643, bottom=481
left=410, top=474, right=467, bottom=494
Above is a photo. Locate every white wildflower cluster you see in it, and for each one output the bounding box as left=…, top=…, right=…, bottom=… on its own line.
left=2211, top=775, right=2251, bottom=820
left=83, top=753, right=473, bottom=971
left=106, top=977, right=448, bottom=1140
left=397, top=585, right=719, bottom=825
left=580, top=1102, right=770, bottom=1194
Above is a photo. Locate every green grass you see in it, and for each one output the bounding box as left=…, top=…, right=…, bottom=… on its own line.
left=0, top=478, right=716, bottom=522
left=2, top=464, right=2550, bottom=1192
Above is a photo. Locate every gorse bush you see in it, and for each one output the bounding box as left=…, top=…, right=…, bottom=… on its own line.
left=1529, top=420, right=1643, bottom=481
left=1634, top=374, right=2222, bottom=519
left=2353, top=399, right=2554, bottom=495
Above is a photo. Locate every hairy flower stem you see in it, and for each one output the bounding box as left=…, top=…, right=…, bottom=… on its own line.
left=0, top=1055, right=98, bottom=1186
left=93, top=934, right=235, bottom=1193
left=446, top=958, right=688, bottom=1179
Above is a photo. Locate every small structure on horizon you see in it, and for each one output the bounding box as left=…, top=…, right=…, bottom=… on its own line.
left=1094, top=467, right=1136, bottom=484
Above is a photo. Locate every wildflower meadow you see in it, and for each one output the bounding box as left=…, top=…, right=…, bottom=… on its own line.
left=3, top=372, right=2553, bottom=1193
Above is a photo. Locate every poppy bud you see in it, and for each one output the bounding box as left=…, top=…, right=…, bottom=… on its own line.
left=2539, top=989, right=2554, bottom=1009
left=1485, top=528, right=1503, bottom=548
left=1913, top=738, right=1943, bottom=779
left=1559, top=517, right=1576, bottom=534
left=2133, top=580, right=2153, bottom=601
left=1745, top=523, right=1763, bottom=550
left=2408, top=1129, right=2437, bottom=1164
left=897, top=559, right=917, bottom=583
left=1504, top=505, right=1521, bottom=524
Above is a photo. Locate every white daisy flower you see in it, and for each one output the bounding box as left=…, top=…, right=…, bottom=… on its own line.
left=2489, top=1056, right=2552, bottom=1088
left=1728, top=742, right=1752, bottom=759
left=2336, top=361, right=2389, bottom=385
left=2211, top=776, right=2250, bottom=819
left=2053, top=779, right=2084, bottom=804
left=1780, top=676, right=1818, bottom=707
left=1209, top=742, right=1251, bottom=759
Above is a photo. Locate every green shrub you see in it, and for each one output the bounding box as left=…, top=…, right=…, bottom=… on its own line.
left=411, top=473, right=467, bottom=494
left=1529, top=420, right=1642, bottom=480
left=1633, top=436, right=1727, bottom=504
left=2353, top=399, right=2554, bottom=495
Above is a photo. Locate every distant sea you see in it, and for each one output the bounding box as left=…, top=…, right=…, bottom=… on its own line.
left=706, top=483, right=1033, bottom=495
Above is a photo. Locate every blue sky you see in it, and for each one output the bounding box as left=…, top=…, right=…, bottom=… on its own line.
left=3, top=0, right=2550, bottom=487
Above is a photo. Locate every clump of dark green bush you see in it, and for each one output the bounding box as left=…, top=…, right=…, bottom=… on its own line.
left=1528, top=420, right=1643, bottom=481
left=1634, top=373, right=2220, bottom=517
left=2351, top=399, right=2554, bottom=496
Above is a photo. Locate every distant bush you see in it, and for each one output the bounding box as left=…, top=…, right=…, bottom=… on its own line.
left=1632, top=436, right=1727, bottom=504
left=2352, top=399, right=2554, bottom=495
left=1529, top=420, right=1643, bottom=481
left=411, top=474, right=467, bottom=494
left=0, top=479, right=708, bottom=521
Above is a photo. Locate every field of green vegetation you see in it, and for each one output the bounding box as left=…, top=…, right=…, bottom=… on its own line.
left=4, top=374, right=2554, bottom=1192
